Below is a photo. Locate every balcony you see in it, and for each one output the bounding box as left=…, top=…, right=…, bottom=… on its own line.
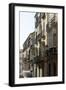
left=35, top=15, right=41, bottom=28
left=37, top=33, right=45, bottom=41
left=30, top=39, right=36, bottom=47
left=41, top=13, right=45, bottom=19
left=46, top=47, right=57, bottom=57
left=32, top=53, right=46, bottom=64
left=51, top=16, right=57, bottom=26
left=37, top=33, right=42, bottom=41
left=32, top=56, right=40, bottom=64
left=46, top=16, right=57, bottom=33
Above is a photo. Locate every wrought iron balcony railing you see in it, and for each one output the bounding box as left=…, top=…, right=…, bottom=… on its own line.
left=46, top=16, right=57, bottom=32
left=45, top=47, right=57, bottom=57
left=41, top=13, right=45, bottom=19
left=37, top=33, right=45, bottom=41
left=32, top=56, right=40, bottom=64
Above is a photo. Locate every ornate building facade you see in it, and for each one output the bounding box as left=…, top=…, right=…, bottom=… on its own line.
left=20, top=12, right=58, bottom=77
left=46, top=13, right=58, bottom=76
left=19, top=49, right=23, bottom=78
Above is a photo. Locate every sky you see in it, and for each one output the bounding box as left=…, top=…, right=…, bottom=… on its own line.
left=20, top=12, right=35, bottom=49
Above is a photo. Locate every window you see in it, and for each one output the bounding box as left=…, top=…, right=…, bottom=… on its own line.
left=53, top=63, right=57, bottom=76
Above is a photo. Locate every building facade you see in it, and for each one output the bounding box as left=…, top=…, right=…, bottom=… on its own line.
left=32, top=13, right=48, bottom=77
left=19, top=49, right=23, bottom=78
left=46, top=13, right=58, bottom=76
left=20, top=12, right=58, bottom=78
left=32, top=12, right=58, bottom=77
left=22, top=35, right=30, bottom=71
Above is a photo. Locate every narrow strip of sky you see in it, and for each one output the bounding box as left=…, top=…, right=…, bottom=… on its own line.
left=20, top=12, right=35, bottom=49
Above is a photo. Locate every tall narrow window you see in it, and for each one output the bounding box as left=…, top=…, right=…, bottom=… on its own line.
left=48, top=63, right=51, bottom=76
